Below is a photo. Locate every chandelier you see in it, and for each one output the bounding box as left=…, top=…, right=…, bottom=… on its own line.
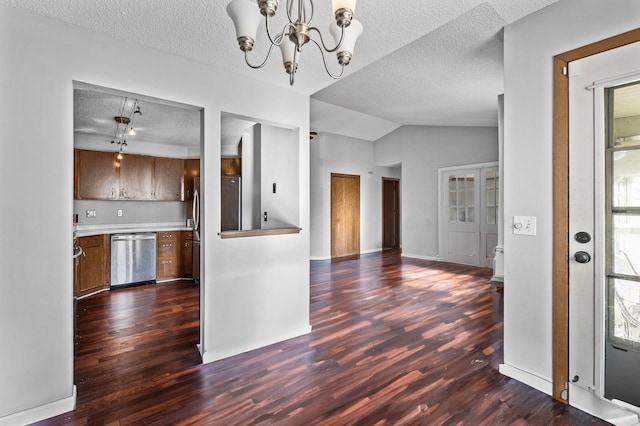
left=110, top=97, right=142, bottom=159
left=227, top=0, right=363, bottom=85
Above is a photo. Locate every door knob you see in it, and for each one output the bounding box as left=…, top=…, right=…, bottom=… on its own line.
left=574, top=251, right=591, bottom=264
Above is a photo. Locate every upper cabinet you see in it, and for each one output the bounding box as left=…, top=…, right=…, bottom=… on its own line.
left=119, top=154, right=154, bottom=200
left=154, top=157, right=184, bottom=201
left=75, top=150, right=118, bottom=199
left=74, top=149, right=188, bottom=201
left=183, top=159, right=200, bottom=201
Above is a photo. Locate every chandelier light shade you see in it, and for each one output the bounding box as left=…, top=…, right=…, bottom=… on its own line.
left=227, top=0, right=264, bottom=52
left=329, top=19, right=363, bottom=66
left=226, top=0, right=363, bottom=85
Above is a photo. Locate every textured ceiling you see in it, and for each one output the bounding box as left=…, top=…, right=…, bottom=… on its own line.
left=2, top=0, right=559, bottom=140
left=74, top=85, right=201, bottom=147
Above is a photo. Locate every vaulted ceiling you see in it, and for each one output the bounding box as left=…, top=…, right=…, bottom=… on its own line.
left=2, top=0, right=559, bottom=141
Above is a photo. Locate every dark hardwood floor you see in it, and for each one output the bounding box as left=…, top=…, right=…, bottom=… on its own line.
left=39, top=252, right=607, bottom=425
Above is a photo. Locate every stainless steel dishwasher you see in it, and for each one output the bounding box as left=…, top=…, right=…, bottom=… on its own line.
left=110, top=233, right=157, bottom=287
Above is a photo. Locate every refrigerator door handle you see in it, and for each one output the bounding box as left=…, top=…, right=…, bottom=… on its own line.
left=193, top=189, right=200, bottom=241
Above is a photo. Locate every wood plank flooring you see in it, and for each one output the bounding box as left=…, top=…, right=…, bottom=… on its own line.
left=38, top=252, right=607, bottom=425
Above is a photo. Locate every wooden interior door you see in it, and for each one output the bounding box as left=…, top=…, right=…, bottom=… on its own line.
left=331, top=173, right=360, bottom=258
left=382, top=178, right=400, bottom=250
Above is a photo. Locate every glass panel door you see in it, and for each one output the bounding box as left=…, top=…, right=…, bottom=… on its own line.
left=605, top=81, right=640, bottom=406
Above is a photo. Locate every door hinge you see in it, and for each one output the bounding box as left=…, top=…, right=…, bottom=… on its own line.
left=563, top=66, right=568, bottom=76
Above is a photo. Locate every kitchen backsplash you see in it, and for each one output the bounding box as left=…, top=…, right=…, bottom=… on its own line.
left=74, top=200, right=188, bottom=225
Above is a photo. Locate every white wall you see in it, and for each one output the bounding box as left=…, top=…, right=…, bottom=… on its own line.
left=0, top=5, right=310, bottom=423
left=309, top=132, right=400, bottom=259
left=502, top=0, right=640, bottom=396
left=374, top=126, right=498, bottom=260
left=261, top=125, right=299, bottom=229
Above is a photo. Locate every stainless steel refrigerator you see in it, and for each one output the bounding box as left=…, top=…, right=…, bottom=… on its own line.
left=221, top=176, right=241, bottom=231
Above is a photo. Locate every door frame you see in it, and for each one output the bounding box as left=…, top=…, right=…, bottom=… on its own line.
left=382, top=177, right=401, bottom=250
left=552, top=28, right=640, bottom=403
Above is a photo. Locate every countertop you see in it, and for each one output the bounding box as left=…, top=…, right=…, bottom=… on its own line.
left=74, top=222, right=193, bottom=238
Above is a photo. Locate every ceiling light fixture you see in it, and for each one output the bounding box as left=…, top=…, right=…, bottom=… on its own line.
left=110, top=98, right=142, bottom=156
left=227, top=0, right=363, bottom=86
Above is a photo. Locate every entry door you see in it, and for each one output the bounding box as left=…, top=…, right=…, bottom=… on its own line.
left=441, top=164, right=498, bottom=267
left=382, top=178, right=400, bottom=250
left=331, top=173, right=360, bottom=258
left=569, top=41, right=640, bottom=408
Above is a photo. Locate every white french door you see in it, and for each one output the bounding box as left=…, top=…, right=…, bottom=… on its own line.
left=440, top=163, right=498, bottom=267
left=569, top=41, right=640, bottom=413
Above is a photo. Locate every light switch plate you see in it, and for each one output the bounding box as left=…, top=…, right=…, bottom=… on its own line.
left=513, top=216, right=536, bottom=236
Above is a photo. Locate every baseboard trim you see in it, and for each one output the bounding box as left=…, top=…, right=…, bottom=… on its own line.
left=310, top=248, right=383, bottom=261
left=490, top=275, right=504, bottom=286
left=361, top=248, right=383, bottom=255
left=0, top=386, right=76, bottom=426
left=310, top=256, right=331, bottom=261
left=201, top=324, right=312, bottom=364
left=568, top=384, right=639, bottom=426
left=499, top=363, right=553, bottom=396
left=401, top=253, right=441, bottom=261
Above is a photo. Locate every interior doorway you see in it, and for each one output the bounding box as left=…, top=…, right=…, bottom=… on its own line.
left=72, top=82, right=204, bottom=368
left=382, top=178, right=401, bottom=250
left=439, top=162, right=498, bottom=267
left=331, top=173, right=360, bottom=258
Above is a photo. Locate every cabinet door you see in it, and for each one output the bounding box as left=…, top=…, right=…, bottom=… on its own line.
left=75, top=150, right=118, bottom=200
left=77, top=235, right=105, bottom=296
left=184, top=159, right=200, bottom=201
left=154, top=157, right=184, bottom=201
left=221, top=157, right=241, bottom=176
left=119, top=154, right=154, bottom=200
left=156, top=231, right=179, bottom=279
left=180, top=231, right=193, bottom=276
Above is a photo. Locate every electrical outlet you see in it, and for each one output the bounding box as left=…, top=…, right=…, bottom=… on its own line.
left=86, top=210, right=96, bottom=218
left=117, top=209, right=123, bottom=217
left=513, top=216, right=536, bottom=236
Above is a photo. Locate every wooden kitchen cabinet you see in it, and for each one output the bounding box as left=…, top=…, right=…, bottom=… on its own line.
left=75, top=150, right=118, bottom=199
left=156, top=231, right=179, bottom=280
left=221, top=157, right=241, bottom=176
left=180, top=231, right=193, bottom=277
left=154, top=157, right=184, bottom=200
left=118, top=154, right=154, bottom=200
left=75, top=150, right=189, bottom=201
left=184, top=159, right=200, bottom=201
left=75, top=235, right=109, bottom=297
left=157, top=231, right=193, bottom=281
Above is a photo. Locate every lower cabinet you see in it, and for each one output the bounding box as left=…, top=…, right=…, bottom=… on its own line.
left=157, top=231, right=179, bottom=280
left=75, top=235, right=109, bottom=297
left=157, top=230, right=193, bottom=281
left=180, top=231, right=193, bottom=277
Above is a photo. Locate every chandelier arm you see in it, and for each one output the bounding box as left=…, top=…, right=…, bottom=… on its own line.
left=244, top=43, right=278, bottom=69
left=286, top=0, right=294, bottom=23
left=266, top=19, right=294, bottom=47
left=307, top=0, right=314, bottom=24
left=310, top=38, right=345, bottom=80
left=308, top=25, right=344, bottom=53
